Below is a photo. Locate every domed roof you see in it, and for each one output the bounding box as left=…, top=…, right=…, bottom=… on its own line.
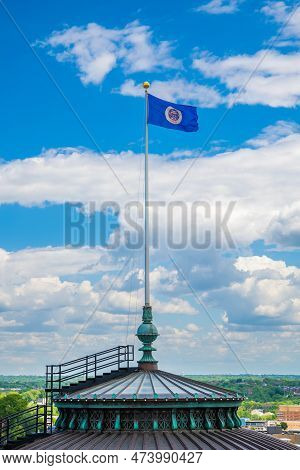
left=57, top=369, right=241, bottom=403
left=20, top=429, right=297, bottom=450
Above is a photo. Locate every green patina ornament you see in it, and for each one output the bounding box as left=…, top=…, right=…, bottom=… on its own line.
left=136, top=305, right=159, bottom=365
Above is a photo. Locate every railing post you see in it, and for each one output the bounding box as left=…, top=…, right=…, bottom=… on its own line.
left=118, top=346, right=120, bottom=370
left=43, top=405, right=47, bottom=435
left=48, top=392, right=53, bottom=435
left=51, top=365, right=54, bottom=391
left=58, top=365, right=62, bottom=390
left=94, top=354, right=97, bottom=379
left=6, top=418, right=9, bottom=445
left=86, top=356, right=88, bottom=380
left=127, top=346, right=130, bottom=369
left=36, top=406, right=39, bottom=434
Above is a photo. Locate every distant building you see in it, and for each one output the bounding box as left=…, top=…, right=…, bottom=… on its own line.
left=282, top=386, right=300, bottom=397
left=267, top=425, right=282, bottom=435
left=36, top=398, right=46, bottom=405
left=241, top=419, right=284, bottom=435
left=278, top=405, right=300, bottom=421
left=251, top=409, right=264, bottom=416
left=285, top=421, right=300, bottom=432
left=243, top=419, right=267, bottom=432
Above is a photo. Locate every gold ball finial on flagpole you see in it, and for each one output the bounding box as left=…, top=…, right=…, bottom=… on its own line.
left=143, top=81, right=150, bottom=89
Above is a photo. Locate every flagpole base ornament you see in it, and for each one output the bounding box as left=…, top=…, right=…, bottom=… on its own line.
left=137, top=305, right=158, bottom=370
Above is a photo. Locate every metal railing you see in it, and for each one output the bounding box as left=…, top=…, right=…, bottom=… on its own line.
left=46, top=345, right=134, bottom=393
left=0, top=405, right=49, bottom=448
left=0, top=345, right=134, bottom=447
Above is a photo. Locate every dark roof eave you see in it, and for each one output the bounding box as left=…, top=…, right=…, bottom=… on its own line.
left=54, top=398, right=243, bottom=409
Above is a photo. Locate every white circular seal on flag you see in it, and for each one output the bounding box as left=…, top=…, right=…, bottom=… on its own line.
left=165, top=106, right=182, bottom=125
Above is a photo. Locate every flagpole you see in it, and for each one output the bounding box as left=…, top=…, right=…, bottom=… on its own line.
left=144, top=81, right=150, bottom=307
left=136, top=81, right=158, bottom=371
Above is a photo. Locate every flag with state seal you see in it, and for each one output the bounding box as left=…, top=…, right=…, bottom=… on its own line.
left=147, top=93, right=198, bottom=133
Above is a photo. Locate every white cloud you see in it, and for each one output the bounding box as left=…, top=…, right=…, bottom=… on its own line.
left=246, top=120, right=300, bottom=147
left=1, top=245, right=300, bottom=373
left=150, top=266, right=182, bottom=293
left=0, top=246, right=115, bottom=285
left=208, top=255, right=300, bottom=330
left=1, top=127, right=300, bottom=247
left=159, top=325, right=199, bottom=348
left=118, top=78, right=223, bottom=108
left=234, top=255, right=297, bottom=276
left=153, top=297, right=196, bottom=315
left=41, top=21, right=180, bottom=85
left=196, top=0, right=241, bottom=14
left=266, top=202, right=300, bottom=248
left=193, top=49, right=300, bottom=107
left=186, top=322, right=200, bottom=332
left=98, top=284, right=196, bottom=316
left=2, top=124, right=300, bottom=371
left=0, top=244, right=196, bottom=346
left=0, top=246, right=128, bottom=338
left=261, top=1, right=300, bottom=46
left=0, top=316, right=22, bottom=328
left=93, top=311, right=129, bottom=325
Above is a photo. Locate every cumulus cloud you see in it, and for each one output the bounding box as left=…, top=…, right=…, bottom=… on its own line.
left=207, top=255, right=300, bottom=330
left=98, top=268, right=196, bottom=315
left=40, top=21, right=181, bottom=85
left=0, top=316, right=22, bottom=328
left=196, top=0, right=242, bottom=14
left=2, top=126, right=300, bottom=371
left=193, top=49, right=300, bottom=107
left=1, top=246, right=300, bottom=373
left=0, top=246, right=127, bottom=339
left=261, top=1, right=300, bottom=46
left=266, top=202, right=300, bottom=248
left=150, top=266, right=183, bottom=293
left=0, top=246, right=115, bottom=284
left=0, top=244, right=196, bottom=349
left=1, top=127, right=300, bottom=247
left=246, top=120, right=300, bottom=147
left=118, top=78, right=224, bottom=108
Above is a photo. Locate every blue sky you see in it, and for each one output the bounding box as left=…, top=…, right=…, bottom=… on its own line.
left=1, top=0, right=300, bottom=375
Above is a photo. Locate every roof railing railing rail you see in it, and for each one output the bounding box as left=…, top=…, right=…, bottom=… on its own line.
left=45, top=345, right=134, bottom=392
left=50, top=345, right=130, bottom=369
left=58, top=352, right=129, bottom=375
left=0, top=404, right=41, bottom=420
left=1, top=346, right=135, bottom=447
left=54, top=351, right=125, bottom=376
left=0, top=404, right=49, bottom=448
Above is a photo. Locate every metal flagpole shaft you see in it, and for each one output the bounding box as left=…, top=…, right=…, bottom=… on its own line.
left=144, top=82, right=150, bottom=306
left=136, top=82, right=158, bottom=370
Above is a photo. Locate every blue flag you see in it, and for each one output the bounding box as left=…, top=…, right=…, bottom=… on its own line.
left=147, top=94, right=198, bottom=132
